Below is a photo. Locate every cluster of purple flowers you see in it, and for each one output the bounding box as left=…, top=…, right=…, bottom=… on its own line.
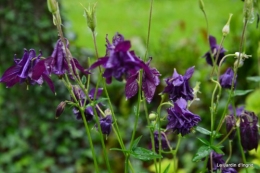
left=0, top=38, right=88, bottom=93
left=88, top=33, right=161, bottom=103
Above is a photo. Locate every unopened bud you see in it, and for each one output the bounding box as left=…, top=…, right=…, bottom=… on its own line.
left=222, top=14, right=233, bottom=36
left=149, top=112, right=157, bottom=121
left=199, top=0, right=205, bottom=12
left=47, top=0, right=58, bottom=14
left=55, top=101, right=66, bottom=119
left=82, top=3, right=97, bottom=32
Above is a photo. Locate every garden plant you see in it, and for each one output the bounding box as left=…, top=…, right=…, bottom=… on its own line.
left=0, top=0, right=260, bottom=172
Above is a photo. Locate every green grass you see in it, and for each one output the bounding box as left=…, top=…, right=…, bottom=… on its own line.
left=61, top=0, right=243, bottom=61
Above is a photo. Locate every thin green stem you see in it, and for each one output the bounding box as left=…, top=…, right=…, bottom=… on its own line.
left=144, top=0, right=154, bottom=61
left=143, top=100, right=158, bottom=172
left=209, top=79, right=221, bottom=143
left=172, top=134, right=181, bottom=173
left=225, top=140, right=233, bottom=164
left=79, top=108, right=100, bottom=173
left=237, top=126, right=249, bottom=173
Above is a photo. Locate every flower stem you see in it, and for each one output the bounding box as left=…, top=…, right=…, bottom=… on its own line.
left=144, top=0, right=154, bottom=61
left=236, top=126, right=249, bottom=173
left=172, top=134, right=181, bottom=173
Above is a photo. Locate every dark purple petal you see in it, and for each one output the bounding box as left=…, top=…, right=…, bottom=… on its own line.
left=89, top=88, right=103, bottom=99
left=88, top=57, right=109, bottom=70
left=71, top=58, right=90, bottom=75
left=163, top=67, right=194, bottom=102
left=220, top=68, right=236, bottom=89
left=209, top=35, right=217, bottom=47
left=42, top=73, right=55, bottom=93
left=184, top=66, right=195, bottom=80
left=166, top=98, right=201, bottom=136
left=99, top=115, right=112, bottom=135
left=125, top=73, right=139, bottom=100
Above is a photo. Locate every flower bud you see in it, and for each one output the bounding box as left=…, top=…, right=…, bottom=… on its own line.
left=149, top=112, right=157, bottom=121
left=222, top=14, right=233, bottom=36
left=47, top=0, right=58, bottom=14
left=82, top=3, right=97, bottom=32
left=199, top=0, right=205, bottom=12
left=55, top=101, right=66, bottom=119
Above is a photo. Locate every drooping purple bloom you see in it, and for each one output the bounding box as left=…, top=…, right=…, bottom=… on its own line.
left=32, top=38, right=88, bottom=80
left=88, top=33, right=143, bottom=84
left=166, top=98, right=201, bottom=136
left=72, top=86, right=103, bottom=121
left=99, top=115, right=112, bottom=135
left=240, top=111, right=259, bottom=151
left=0, top=49, right=55, bottom=92
left=163, top=66, right=194, bottom=102
left=202, top=35, right=226, bottom=66
left=125, top=58, right=161, bottom=103
left=153, top=131, right=171, bottom=152
left=219, top=68, right=236, bottom=89
left=225, top=115, right=236, bottom=140
left=207, top=151, right=237, bottom=173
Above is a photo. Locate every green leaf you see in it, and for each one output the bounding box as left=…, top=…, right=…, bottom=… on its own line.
left=192, top=145, right=212, bottom=162
left=163, top=163, right=171, bottom=173
left=246, top=76, right=260, bottom=82
left=212, top=131, right=223, bottom=138
left=197, top=138, right=210, bottom=145
left=131, top=136, right=142, bottom=150
left=253, top=163, right=260, bottom=170
left=233, top=89, right=253, bottom=96
left=246, top=89, right=260, bottom=114
left=195, top=126, right=211, bottom=135
left=130, top=147, right=162, bottom=161
left=81, top=76, right=87, bottom=84
left=210, top=145, right=224, bottom=154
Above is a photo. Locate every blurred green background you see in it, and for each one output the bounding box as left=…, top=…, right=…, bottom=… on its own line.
left=0, top=0, right=259, bottom=173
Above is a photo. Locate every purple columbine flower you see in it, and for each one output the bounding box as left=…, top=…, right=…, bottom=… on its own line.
left=153, top=131, right=171, bottom=152
left=125, top=57, right=161, bottom=103
left=88, top=33, right=143, bottom=84
left=166, top=98, right=201, bottom=136
left=202, top=35, right=226, bottom=66
left=32, top=38, right=88, bottom=80
left=72, top=86, right=103, bottom=121
left=163, top=66, right=194, bottom=102
left=240, top=111, right=259, bottom=152
left=219, top=68, right=237, bottom=89
left=0, top=49, right=55, bottom=92
left=99, top=115, right=112, bottom=135
left=207, top=151, right=237, bottom=173
left=225, top=115, right=236, bottom=140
